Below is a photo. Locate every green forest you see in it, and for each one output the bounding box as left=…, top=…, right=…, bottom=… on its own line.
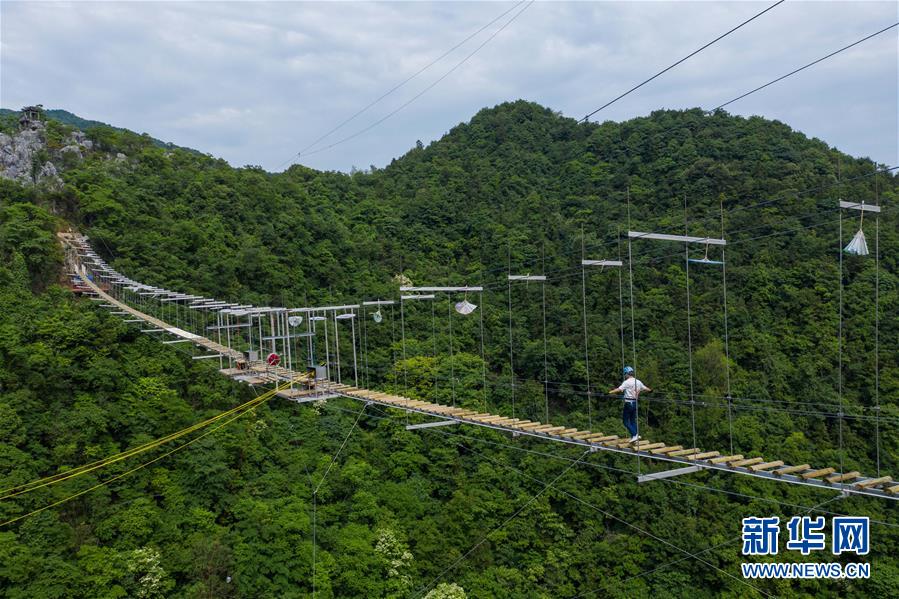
left=1, top=101, right=898, bottom=597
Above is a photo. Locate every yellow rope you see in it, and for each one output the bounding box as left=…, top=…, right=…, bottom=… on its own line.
left=0, top=379, right=296, bottom=500
left=1, top=389, right=282, bottom=528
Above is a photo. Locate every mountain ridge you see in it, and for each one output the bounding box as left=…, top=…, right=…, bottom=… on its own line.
left=0, top=106, right=200, bottom=154
left=0, top=99, right=897, bottom=597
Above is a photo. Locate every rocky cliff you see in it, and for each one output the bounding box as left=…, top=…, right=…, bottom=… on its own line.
left=0, top=120, right=93, bottom=187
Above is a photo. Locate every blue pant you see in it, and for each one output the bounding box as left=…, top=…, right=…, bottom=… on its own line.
left=622, top=401, right=638, bottom=437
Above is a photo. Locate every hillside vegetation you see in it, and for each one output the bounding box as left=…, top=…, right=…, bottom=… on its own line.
left=1, top=101, right=897, bottom=597
left=0, top=107, right=197, bottom=153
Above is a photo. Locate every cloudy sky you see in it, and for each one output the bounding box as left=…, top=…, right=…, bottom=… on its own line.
left=2, top=1, right=896, bottom=172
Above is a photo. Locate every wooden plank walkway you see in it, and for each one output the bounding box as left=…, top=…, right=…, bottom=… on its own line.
left=328, top=383, right=899, bottom=500
left=61, top=233, right=898, bottom=501
left=70, top=255, right=307, bottom=387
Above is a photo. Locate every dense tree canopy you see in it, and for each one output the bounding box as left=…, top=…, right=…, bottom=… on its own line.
left=1, top=101, right=897, bottom=597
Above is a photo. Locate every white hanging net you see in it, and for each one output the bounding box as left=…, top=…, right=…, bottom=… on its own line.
left=844, top=229, right=869, bottom=256
left=455, top=299, right=477, bottom=315
left=288, top=315, right=303, bottom=327
left=372, top=310, right=383, bottom=323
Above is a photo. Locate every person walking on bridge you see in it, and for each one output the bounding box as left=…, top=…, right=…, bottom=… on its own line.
left=608, top=366, right=651, bottom=443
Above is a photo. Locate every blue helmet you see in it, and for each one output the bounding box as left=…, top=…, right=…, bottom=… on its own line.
left=623, top=366, right=635, bottom=376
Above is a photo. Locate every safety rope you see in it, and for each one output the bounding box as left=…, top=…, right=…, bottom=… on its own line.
left=541, top=243, right=549, bottom=424
left=838, top=203, right=845, bottom=476
left=478, top=289, right=488, bottom=413
left=361, top=301, right=369, bottom=389
left=431, top=299, right=439, bottom=399
left=617, top=227, right=626, bottom=374
left=507, top=244, right=516, bottom=419
left=323, top=315, right=331, bottom=382
left=684, top=195, right=698, bottom=451
left=400, top=297, right=408, bottom=397
left=720, top=200, right=735, bottom=455
left=415, top=448, right=590, bottom=597
left=626, top=188, right=641, bottom=476
left=333, top=311, right=342, bottom=384
left=1, top=381, right=292, bottom=500
left=874, top=170, right=881, bottom=476
left=349, top=311, right=359, bottom=386
left=2, top=383, right=285, bottom=527
left=389, top=302, right=398, bottom=390
left=580, top=228, right=593, bottom=429
left=311, top=402, right=368, bottom=599
left=448, top=297, right=456, bottom=407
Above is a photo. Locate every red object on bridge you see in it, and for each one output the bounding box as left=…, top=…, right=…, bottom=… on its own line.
left=267, top=352, right=281, bottom=366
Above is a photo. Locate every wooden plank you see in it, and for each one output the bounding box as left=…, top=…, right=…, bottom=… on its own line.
left=633, top=440, right=658, bottom=448
left=531, top=425, right=557, bottom=432
left=467, top=414, right=497, bottom=421
left=710, top=455, right=742, bottom=464
left=380, top=397, right=407, bottom=405
left=651, top=445, right=683, bottom=455
left=749, top=461, right=785, bottom=472
left=614, top=439, right=638, bottom=448
left=516, top=423, right=544, bottom=430
left=801, top=467, right=836, bottom=480
left=668, top=448, right=700, bottom=457
left=774, top=464, right=811, bottom=476
left=569, top=431, right=598, bottom=440
left=370, top=394, right=405, bottom=406
left=558, top=428, right=579, bottom=436
left=855, top=476, right=892, bottom=489
left=539, top=426, right=567, bottom=434
left=477, top=415, right=509, bottom=423
left=886, top=485, right=899, bottom=495
left=422, top=407, right=453, bottom=416
left=452, top=410, right=479, bottom=417
left=687, top=451, right=720, bottom=461
left=384, top=395, right=412, bottom=402
left=586, top=434, right=617, bottom=442
left=508, top=423, right=531, bottom=430
left=826, top=471, right=861, bottom=484
left=386, top=399, right=420, bottom=407
left=617, top=438, right=657, bottom=448
left=276, top=388, right=317, bottom=399
left=467, top=413, right=494, bottom=420
left=730, top=457, right=764, bottom=468
left=638, top=442, right=666, bottom=451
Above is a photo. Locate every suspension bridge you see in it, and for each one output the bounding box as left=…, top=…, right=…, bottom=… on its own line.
left=58, top=226, right=897, bottom=501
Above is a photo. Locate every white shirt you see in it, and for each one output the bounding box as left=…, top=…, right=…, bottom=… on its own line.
left=616, top=377, right=647, bottom=400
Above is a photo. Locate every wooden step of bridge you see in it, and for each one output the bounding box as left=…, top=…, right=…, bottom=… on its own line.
left=329, top=384, right=898, bottom=499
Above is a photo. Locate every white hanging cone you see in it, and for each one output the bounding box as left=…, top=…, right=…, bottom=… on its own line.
left=844, top=228, right=869, bottom=256
left=372, top=310, right=383, bottom=323
left=287, top=315, right=303, bottom=327
left=455, top=299, right=477, bottom=315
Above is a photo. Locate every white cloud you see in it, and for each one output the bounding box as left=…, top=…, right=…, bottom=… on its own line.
left=1, top=1, right=895, bottom=171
